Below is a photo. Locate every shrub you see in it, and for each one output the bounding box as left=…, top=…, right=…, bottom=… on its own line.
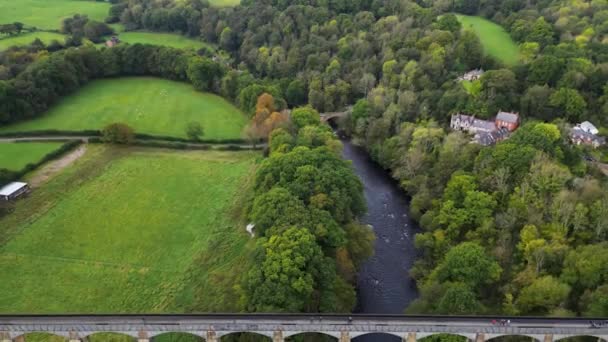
left=101, top=123, right=135, bottom=144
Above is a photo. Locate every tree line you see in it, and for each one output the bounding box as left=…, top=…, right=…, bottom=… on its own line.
left=0, top=43, right=226, bottom=125
left=238, top=95, right=375, bottom=315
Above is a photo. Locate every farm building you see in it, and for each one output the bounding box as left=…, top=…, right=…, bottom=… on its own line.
left=0, top=182, right=29, bottom=201
left=106, top=36, right=120, bottom=47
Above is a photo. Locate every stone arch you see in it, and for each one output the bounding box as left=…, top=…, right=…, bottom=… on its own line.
left=352, top=332, right=403, bottom=341
left=284, top=331, right=338, bottom=341
left=485, top=335, right=541, bottom=342
left=555, top=335, right=607, bottom=342
left=150, top=332, right=204, bottom=342
left=12, top=332, right=67, bottom=342
left=218, top=331, right=272, bottom=341
left=82, top=332, right=137, bottom=341
left=417, top=332, right=475, bottom=341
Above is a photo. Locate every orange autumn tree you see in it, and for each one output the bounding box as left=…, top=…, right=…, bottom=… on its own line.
left=243, top=93, right=288, bottom=146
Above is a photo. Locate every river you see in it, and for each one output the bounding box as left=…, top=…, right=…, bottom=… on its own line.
left=341, top=138, right=420, bottom=341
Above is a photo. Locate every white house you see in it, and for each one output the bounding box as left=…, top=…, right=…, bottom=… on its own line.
left=0, top=182, right=29, bottom=201
left=578, top=121, right=599, bottom=135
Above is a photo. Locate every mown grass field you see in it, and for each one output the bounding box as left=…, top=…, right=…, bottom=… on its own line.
left=0, top=77, right=248, bottom=140
left=0, top=32, right=66, bottom=51
left=0, top=146, right=258, bottom=314
left=208, top=0, right=241, bottom=6
left=456, top=14, right=520, bottom=66
left=116, top=32, right=211, bottom=50
left=0, top=142, right=63, bottom=171
left=0, top=0, right=110, bottom=30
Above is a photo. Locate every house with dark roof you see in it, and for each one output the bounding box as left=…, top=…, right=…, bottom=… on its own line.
left=450, top=111, right=520, bottom=146
left=450, top=113, right=496, bottom=134
left=570, top=124, right=605, bottom=148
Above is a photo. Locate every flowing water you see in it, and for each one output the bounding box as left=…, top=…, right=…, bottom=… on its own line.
left=341, top=139, right=420, bottom=341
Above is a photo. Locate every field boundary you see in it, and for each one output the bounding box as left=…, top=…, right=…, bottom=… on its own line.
left=0, top=140, right=82, bottom=185
left=0, top=131, right=252, bottom=145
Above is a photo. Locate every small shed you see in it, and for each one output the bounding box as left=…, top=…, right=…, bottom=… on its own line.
left=0, top=182, right=29, bottom=201
left=106, top=36, right=120, bottom=48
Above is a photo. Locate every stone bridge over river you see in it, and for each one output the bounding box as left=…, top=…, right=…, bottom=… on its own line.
left=1, top=315, right=607, bottom=342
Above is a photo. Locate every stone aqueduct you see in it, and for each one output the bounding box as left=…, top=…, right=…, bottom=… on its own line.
left=0, top=315, right=607, bottom=342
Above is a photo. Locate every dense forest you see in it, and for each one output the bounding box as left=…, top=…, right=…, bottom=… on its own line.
left=1, top=0, right=607, bottom=318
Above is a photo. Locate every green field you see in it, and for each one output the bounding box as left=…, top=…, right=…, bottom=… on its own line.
left=115, top=32, right=210, bottom=50
left=456, top=14, right=520, bottom=66
left=208, top=0, right=241, bottom=6
left=0, top=77, right=248, bottom=140
left=0, top=32, right=66, bottom=51
left=0, top=146, right=258, bottom=313
left=0, top=0, right=110, bottom=30
left=0, top=142, right=64, bottom=171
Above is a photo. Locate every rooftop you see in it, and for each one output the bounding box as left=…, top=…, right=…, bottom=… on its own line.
left=496, top=111, right=519, bottom=123
left=0, top=182, right=28, bottom=196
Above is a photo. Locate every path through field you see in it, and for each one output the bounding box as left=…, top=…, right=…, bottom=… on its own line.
left=29, top=145, right=87, bottom=187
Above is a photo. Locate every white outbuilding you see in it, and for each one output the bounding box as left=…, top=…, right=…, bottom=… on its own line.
left=0, top=182, right=29, bottom=201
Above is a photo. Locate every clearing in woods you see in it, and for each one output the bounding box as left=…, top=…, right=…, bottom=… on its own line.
left=0, top=0, right=110, bottom=30
left=0, top=32, right=66, bottom=51
left=0, top=142, right=64, bottom=171
left=456, top=14, right=520, bottom=66
left=115, top=32, right=212, bottom=50
left=0, top=77, right=248, bottom=140
left=208, top=0, right=241, bottom=6
left=0, top=146, right=258, bottom=315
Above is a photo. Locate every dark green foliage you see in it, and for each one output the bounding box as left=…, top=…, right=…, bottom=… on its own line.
left=101, top=123, right=135, bottom=144
left=254, top=146, right=365, bottom=224
left=185, top=121, right=204, bottom=141
left=241, top=227, right=336, bottom=312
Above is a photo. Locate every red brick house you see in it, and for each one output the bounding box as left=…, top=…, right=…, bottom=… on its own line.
left=495, top=111, right=519, bottom=132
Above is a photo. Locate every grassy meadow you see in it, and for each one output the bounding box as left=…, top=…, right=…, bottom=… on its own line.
left=0, top=142, right=64, bottom=171
left=456, top=14, right=520, bottom=66
left=0, top=146, right=258, bottom=314
left=0, top=0, right=110, bottom=30
left=208, top=0, right=241, bottom=6
left=0, top=32, right=66, bottom=50
left=116, top=32, right=210, bottom=50
left=0, top=77, right=248, bottom=140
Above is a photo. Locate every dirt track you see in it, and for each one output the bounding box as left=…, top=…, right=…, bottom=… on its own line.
left=29, top=145, right=87, bottom=187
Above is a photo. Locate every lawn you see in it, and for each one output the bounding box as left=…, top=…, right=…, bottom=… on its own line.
left=0, top=77, right=248, bottom=140
left=0, top=146, right=258, bottom=314
left=0, top=0, right=110, bottom=30
left=116, top=32, right=211, bottom=50
left=0, top=32, right=66, bottom=51
left=208, top=0, right=241, bottom=6
left=456, top=14, right=520, bottom=66
left=0, top=142, right=63, bottom=171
